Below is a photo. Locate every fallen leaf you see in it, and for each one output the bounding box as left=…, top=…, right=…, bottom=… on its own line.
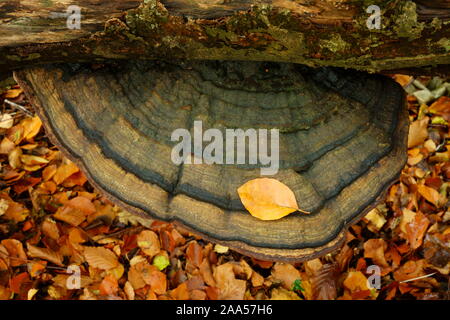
left=393, top=260, right=426, bottom=282
left=124, top=281, right=135, bottom=300
left=4, top=88, right=22, bottom=99
left=186, top=241, right=203, bottom=268
left=408, top=117, right=429, bottom=148
left=26, top=244, right=64, bottom=266
left=270, top=287, right=301, bottom=300
left=417, top=184, right=445, bottom=207
left=53, top=162, right=80, bottom=185
left=1, top=239, right=27, bottom=267
left=20, top=116, right=42, bottom=142
left=0, top=113, right=14, bottom=129
left=363, top=239, right=389, bottom=268
left=83, top=247, right=119, bottom=270
left=0, top=137, right=15, bottom=154
left=343, top=271, right=369, bottom=293
left=66, top=196, right=96, bottom=215
left=41, top=218, right=60, bottom=241
left=153, top=254, right=170, bottom=271
left=54, top=206, right=87, bottom=226
left=214, top=244, right=229, bottom=254
left=237, top=178, right=308, bottom=221
left=8, top=147, right=22, bottom=169
left=99, top=275, right=119, bottom=296
left=137, top=230, right=160, bottom=258
left=170, top=283, right=190, bottom=300
left=140, top=263, right=167, bottom=295
left=9, top=272, right=30, bottom=294
left=27, top=288, right=38, bottom=300
left=214, top=263, right=246, bottom=300
left=405, top=211, right=430, bottom=250
left=271, top=263, right=301, bottom=290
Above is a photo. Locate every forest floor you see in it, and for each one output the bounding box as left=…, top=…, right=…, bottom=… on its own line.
left=0, top=73, right=448, bottom=300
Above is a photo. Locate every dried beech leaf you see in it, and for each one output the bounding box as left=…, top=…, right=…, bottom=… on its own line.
left=136, top=230, right=160, bottom=258
left=271, top=263, right=301, bottom=290
left=83, top=246, right=119, bottom=270
left=408, top=117, right=429, bottom=148
left=214, top=263, right=246, bottom=300
left=1, top=239, right=27, bottom=267
left=21, top=116, right=42, bottom=142
left=417, top=185, right=445, bottom=207
left=363, top=239, right=389, bottom=268
left=53, top=162, right=80, bottom=185
left=26, top=244, right=63, bottom=266
left=237, top=178, right=308, bottom=221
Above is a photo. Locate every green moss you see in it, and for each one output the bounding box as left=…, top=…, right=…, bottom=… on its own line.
left=438, top=38, right=450, bottom=52
left=6, top=53, right=41, bottom=61
left=319, top=34, right=349, bottom=54
left=392, top=1, right=424, bottom=40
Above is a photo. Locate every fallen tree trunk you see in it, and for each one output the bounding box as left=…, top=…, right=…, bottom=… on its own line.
left=1, top=0, right=449, bottom=74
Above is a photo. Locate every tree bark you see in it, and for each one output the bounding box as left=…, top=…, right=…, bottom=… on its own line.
left=1, top=0, right=449, bottom=74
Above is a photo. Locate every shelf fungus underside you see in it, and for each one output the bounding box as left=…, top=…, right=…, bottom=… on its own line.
left=14, top=60, right=408, bottom=262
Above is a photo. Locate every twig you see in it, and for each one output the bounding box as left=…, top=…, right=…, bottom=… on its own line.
left=4, top=99, right=33, bottom=116
left=399, top=272, right=437, bottom=283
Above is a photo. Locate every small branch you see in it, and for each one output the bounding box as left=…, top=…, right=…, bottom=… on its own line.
left=4, top=99, right=33, bottom=116
left=399, top=272, right=437, bottom=283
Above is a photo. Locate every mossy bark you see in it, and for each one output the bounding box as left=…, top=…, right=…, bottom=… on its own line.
left=1, top=0, right=449, bottom=74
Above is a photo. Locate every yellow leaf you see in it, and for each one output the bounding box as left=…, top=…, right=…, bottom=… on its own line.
left=20, top=116, right=42, bottom=142
left=417, top=185, right=445, bottom=207
left=237, top=178, right=308, bottom=221
left=408, top=117, right=429, bottom=148
left=4, top=88, right=23, bottom=99
left=27, top=288, right=38, bottom=300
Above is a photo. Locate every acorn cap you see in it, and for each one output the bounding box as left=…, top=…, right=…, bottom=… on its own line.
left=15, top=60, right=408, bottom=262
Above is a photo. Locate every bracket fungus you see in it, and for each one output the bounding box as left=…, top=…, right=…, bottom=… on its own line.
left=14, top=60, right=408, bottom=262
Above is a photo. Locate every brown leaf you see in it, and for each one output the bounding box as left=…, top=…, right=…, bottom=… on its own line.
left=363, top=239, right=389, bottom=268
left=305, top=260, right=339, bottom=300
left=186, top=241, right=203, bottom=268
left=0, top=137, right=15, bottom=154
left=99, top=275, right=119, bottom=296
left=136, top=230, right=161, bottom=258
left=417, top=184, right=445, bottom=208
left=199, top=258, right=216, bottom=287
left=140, top=263, right=167, bottom=295
left=54, top=206, right=87, bottom=226
left=408, top=117, right=429, bottom=148
left=170, top=283, right=190, bottom=300
left=405, top=211, right=430, bottom=250
left=26, top=244, right=64, bottom=266
left=237, top=178, right=308, bottom=221
left=65, top=196, right=96, bottom=215
left=1, top=239, right=27, bottom=267
left=83, top=246, right=119, bottom=270
left=393, top=260, right=426, bottom=282
left=214, top=263, right=246, bottom=300
left=8, top=147, right=22, bottom=169
left=271, top=262, right=301, bottom=290
left=343, top=271, right=369, bottom=293
left=53, top=162, right=80, bottom=185
left=41, top=218, right=60, bottom=241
